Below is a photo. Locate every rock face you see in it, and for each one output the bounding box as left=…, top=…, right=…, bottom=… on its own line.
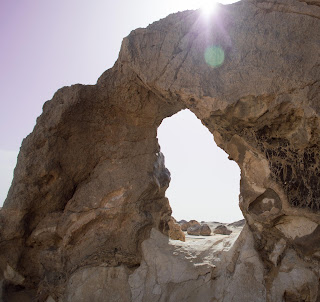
left=0, top=0, right=320, bottom=301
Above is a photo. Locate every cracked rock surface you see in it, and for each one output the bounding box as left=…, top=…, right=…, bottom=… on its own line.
left=1, top=0, right=320, bottom=300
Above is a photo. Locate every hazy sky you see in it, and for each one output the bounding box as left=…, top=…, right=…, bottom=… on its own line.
left=0, top=0, right=242, bottom=222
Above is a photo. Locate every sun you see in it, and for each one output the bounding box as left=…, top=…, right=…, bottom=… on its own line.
left=200, top=0, right=218, bottom=17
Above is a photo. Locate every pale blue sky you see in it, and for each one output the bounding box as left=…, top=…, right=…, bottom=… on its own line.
left=0, top=0, right=242, bottom=222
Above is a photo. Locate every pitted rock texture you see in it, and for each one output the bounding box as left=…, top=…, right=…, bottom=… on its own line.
left=1, top=0, right=320, bottom=301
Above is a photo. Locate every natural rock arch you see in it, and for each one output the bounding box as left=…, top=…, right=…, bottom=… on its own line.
left=1, top=0, right=320, bottom=301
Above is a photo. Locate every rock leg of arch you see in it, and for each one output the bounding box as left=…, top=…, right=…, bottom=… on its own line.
left=1, top=0, right=320, bottom=301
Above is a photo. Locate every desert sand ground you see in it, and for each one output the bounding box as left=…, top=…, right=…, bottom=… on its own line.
left=170, top=220, right=245, bottom=264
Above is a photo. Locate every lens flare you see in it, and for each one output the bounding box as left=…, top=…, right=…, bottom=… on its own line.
left=200, top=0, right=218, bottom=17
left=204, top=46, right=225, bottom=68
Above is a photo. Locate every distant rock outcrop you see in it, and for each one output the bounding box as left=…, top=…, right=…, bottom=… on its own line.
left=228, top=219, right=245, bottom=228
left=1, top=0, right=320, bottom=301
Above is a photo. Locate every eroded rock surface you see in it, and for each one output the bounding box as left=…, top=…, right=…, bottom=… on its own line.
left=1, top=0, right=320, bottom=300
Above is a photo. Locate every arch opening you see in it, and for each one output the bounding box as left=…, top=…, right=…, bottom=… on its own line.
left=157, top=109, right=243, bottom=223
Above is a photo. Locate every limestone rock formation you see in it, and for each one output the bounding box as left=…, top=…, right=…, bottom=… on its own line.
left=0, top=0, right=320, bottom=301
left=214, top=225, right=232, bottom=235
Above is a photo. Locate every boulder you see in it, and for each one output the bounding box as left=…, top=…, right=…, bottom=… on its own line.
left=200, top=224, right=211, bottom=236
left=179, top=219, right=200, bottom=231
left=178, top=220, right=188, bottom=231
left=189, top=220, right=200, bottom=227
left=168, top=218, right=185, bottom=242
left=178, top=219, right=187, bottom=225
left=187, top=225, right=201, bottom=236
left=214, top=225, right=232, bottom=235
